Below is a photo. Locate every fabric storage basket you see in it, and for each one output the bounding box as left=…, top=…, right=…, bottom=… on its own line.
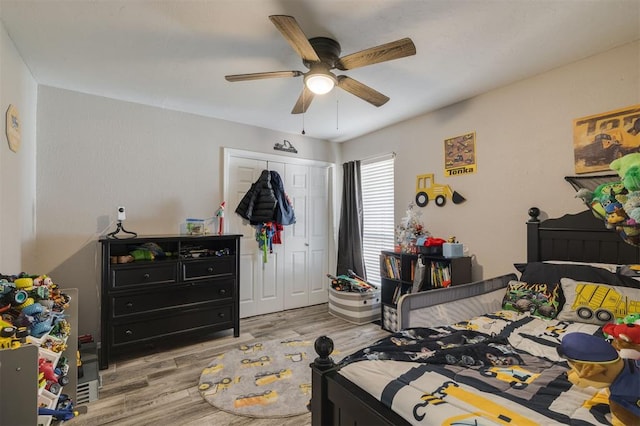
left=328, top=287, right=381, bottom=325
left=382, top=305, right=399, bottom=332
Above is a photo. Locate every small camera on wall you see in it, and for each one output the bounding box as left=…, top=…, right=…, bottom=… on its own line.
left=117, top=206, right=126, bottom=221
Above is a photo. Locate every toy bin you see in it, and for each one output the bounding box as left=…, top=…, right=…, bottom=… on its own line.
left=443, top=243, right=464, bottom=258
left=328, top=287, right=381, bottom=325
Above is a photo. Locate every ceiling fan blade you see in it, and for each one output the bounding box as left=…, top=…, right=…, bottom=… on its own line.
left=291, top=86, right=315, bottom=114
left=225, top=71, right=302, bottom=82
left=336, top=38, right=416, bottom=71
left=337, top=76, right=389, bottom=107
left=269, top=15, right=321, bottom=63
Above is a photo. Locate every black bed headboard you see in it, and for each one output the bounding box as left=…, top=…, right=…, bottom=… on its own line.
left=527, top=207, right=640, bottom=264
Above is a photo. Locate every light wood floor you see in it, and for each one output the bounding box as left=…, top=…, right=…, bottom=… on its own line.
left=66, top=304, right=389, bottom=426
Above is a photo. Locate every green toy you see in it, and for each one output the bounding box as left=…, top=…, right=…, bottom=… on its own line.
left=589, top=181, right=627, bottom=222
left=611, top=153, right=640, bottom=192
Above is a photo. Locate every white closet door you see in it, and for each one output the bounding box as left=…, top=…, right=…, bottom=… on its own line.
left=307, top=165, right=330, bottom=305
left=226, top=155, right=285, bottom=318
left=283, top=164, right=329, bottom=309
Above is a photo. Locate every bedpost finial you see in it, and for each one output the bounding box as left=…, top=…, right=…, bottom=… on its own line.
left=314, top=335, right=335, bottom=369
left=528, top=207, right=540, bottom=222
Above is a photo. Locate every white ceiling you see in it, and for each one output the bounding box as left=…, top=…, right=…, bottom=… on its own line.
left=1, top=1, right=639, bottom=143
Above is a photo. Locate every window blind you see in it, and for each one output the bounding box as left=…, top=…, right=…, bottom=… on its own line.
left=361, top=155, right=395, bottom=286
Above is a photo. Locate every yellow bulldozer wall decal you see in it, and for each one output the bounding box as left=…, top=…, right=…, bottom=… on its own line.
left=415, top=173, right=466, bottom=207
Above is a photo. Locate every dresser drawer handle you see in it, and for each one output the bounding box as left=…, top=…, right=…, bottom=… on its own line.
left=207, top=267, right=214, bottom=273
left=125, top=302, right=133, bottom=309
left=219, top=289, right=226, bottom=295
left=125, top=330, right=133, bottom=336
left=143, top=273, right=150, bottom=279
left=218, top=313, right=225, bottom=318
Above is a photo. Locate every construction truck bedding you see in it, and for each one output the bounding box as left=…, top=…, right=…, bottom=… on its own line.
left=337, top=310, right=619, bottom=425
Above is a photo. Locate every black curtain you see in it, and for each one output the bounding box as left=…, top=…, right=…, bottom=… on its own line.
left=337, top=160, right=366, bottom=278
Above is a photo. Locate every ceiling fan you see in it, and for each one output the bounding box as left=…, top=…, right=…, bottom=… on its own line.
left=225, top=15, right=416, bottom=114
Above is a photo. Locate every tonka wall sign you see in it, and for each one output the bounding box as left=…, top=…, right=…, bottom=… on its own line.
left=444, top=132, right=476, bottom=177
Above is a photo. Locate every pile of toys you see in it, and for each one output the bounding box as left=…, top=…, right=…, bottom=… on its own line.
left=327, top=270, right=378, bottom=293
left=0, top=273, right=70, bottom=346
left=580, top=153, right=640, bottom=246
left=0, top=272, right=79, bottom=420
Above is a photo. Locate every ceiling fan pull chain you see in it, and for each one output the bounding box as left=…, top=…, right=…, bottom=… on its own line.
left=336, top=99, right=339, bottom=130
left=301, top=82, right=306, bottom=135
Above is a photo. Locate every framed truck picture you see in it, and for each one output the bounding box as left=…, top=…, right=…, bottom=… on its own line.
left=444, top=132, right=476, bottom=177
left=573, top=104, right=640, bottom=174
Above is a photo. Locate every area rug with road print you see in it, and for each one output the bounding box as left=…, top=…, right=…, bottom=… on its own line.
left=198, top=337, right=336, bottom=418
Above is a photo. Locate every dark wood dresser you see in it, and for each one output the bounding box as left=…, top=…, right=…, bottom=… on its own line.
left=98, top=234, right=241, bottom=370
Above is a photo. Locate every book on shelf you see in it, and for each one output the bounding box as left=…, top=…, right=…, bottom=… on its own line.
left=430, top=261, right=452, bottom=288
left=384, top=256, right=394, bottom=279
left=382, top=254, right=401, bottom=279
left=392, top=284, right=411, bottom=304
left=412, top=257, right=426, bottom=293
left=391, top=284, right=400, bottom=304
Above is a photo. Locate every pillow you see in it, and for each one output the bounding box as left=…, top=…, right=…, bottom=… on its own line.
left=558, top=278, right=640, bottom=324
left=501, top=280, right=561, bottom=319
left=541, top=260, right=619, bottom=273
left=517, top=262, right=640, bottom=289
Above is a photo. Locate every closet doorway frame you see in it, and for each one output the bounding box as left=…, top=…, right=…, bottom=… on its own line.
left=222, top=147, right=337, bottom=316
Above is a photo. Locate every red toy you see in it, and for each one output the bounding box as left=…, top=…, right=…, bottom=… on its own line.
left=39, top=358, right=69, bottom=394
left=603, top=322, right=640, bottom=345
left=603, top=315, right=640, bottom=359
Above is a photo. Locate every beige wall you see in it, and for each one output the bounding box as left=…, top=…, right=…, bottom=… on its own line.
left=342, top=41, right=640, bottom=281
left=0, top=20, right=38, bottom=273
left=35, top=86, right=339, bottom=339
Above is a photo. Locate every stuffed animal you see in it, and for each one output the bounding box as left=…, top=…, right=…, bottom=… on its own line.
left=623, top=190, right=640, bottom=223
left=589, top=181, right=628, bottom=222
left=611, top=153, right=640, bottom=192
left=603, top=314, right=640, bottom=359
left=558, top=332, right=640, bottom=426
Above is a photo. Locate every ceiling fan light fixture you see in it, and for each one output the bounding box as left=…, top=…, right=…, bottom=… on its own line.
left=304, top=71, right=337, bottom=95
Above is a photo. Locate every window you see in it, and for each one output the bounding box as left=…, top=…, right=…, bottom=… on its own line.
left=361, top=155, right=395, bottom=286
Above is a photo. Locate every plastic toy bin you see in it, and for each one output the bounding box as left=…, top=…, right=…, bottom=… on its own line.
left=443, top=243, right=463, bottom=258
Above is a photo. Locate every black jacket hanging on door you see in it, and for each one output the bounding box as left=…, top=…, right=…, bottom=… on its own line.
left=235, top=169, right=296, bottom=226
left=270, top=170, right=296, bottom=226
left=235, top=170, right=277, bottom=224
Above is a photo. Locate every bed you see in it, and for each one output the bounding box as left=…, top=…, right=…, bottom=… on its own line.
left=309, top=207, right=640, bottom=425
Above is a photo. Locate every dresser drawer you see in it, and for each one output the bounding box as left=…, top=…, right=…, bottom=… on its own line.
left=111, top=304, right=233, bottom=346
left=182, top=256, right=235, bottom=280
left=110, top=263, right=178, bottom=289
left=111, top=279, right=234, bottom=317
